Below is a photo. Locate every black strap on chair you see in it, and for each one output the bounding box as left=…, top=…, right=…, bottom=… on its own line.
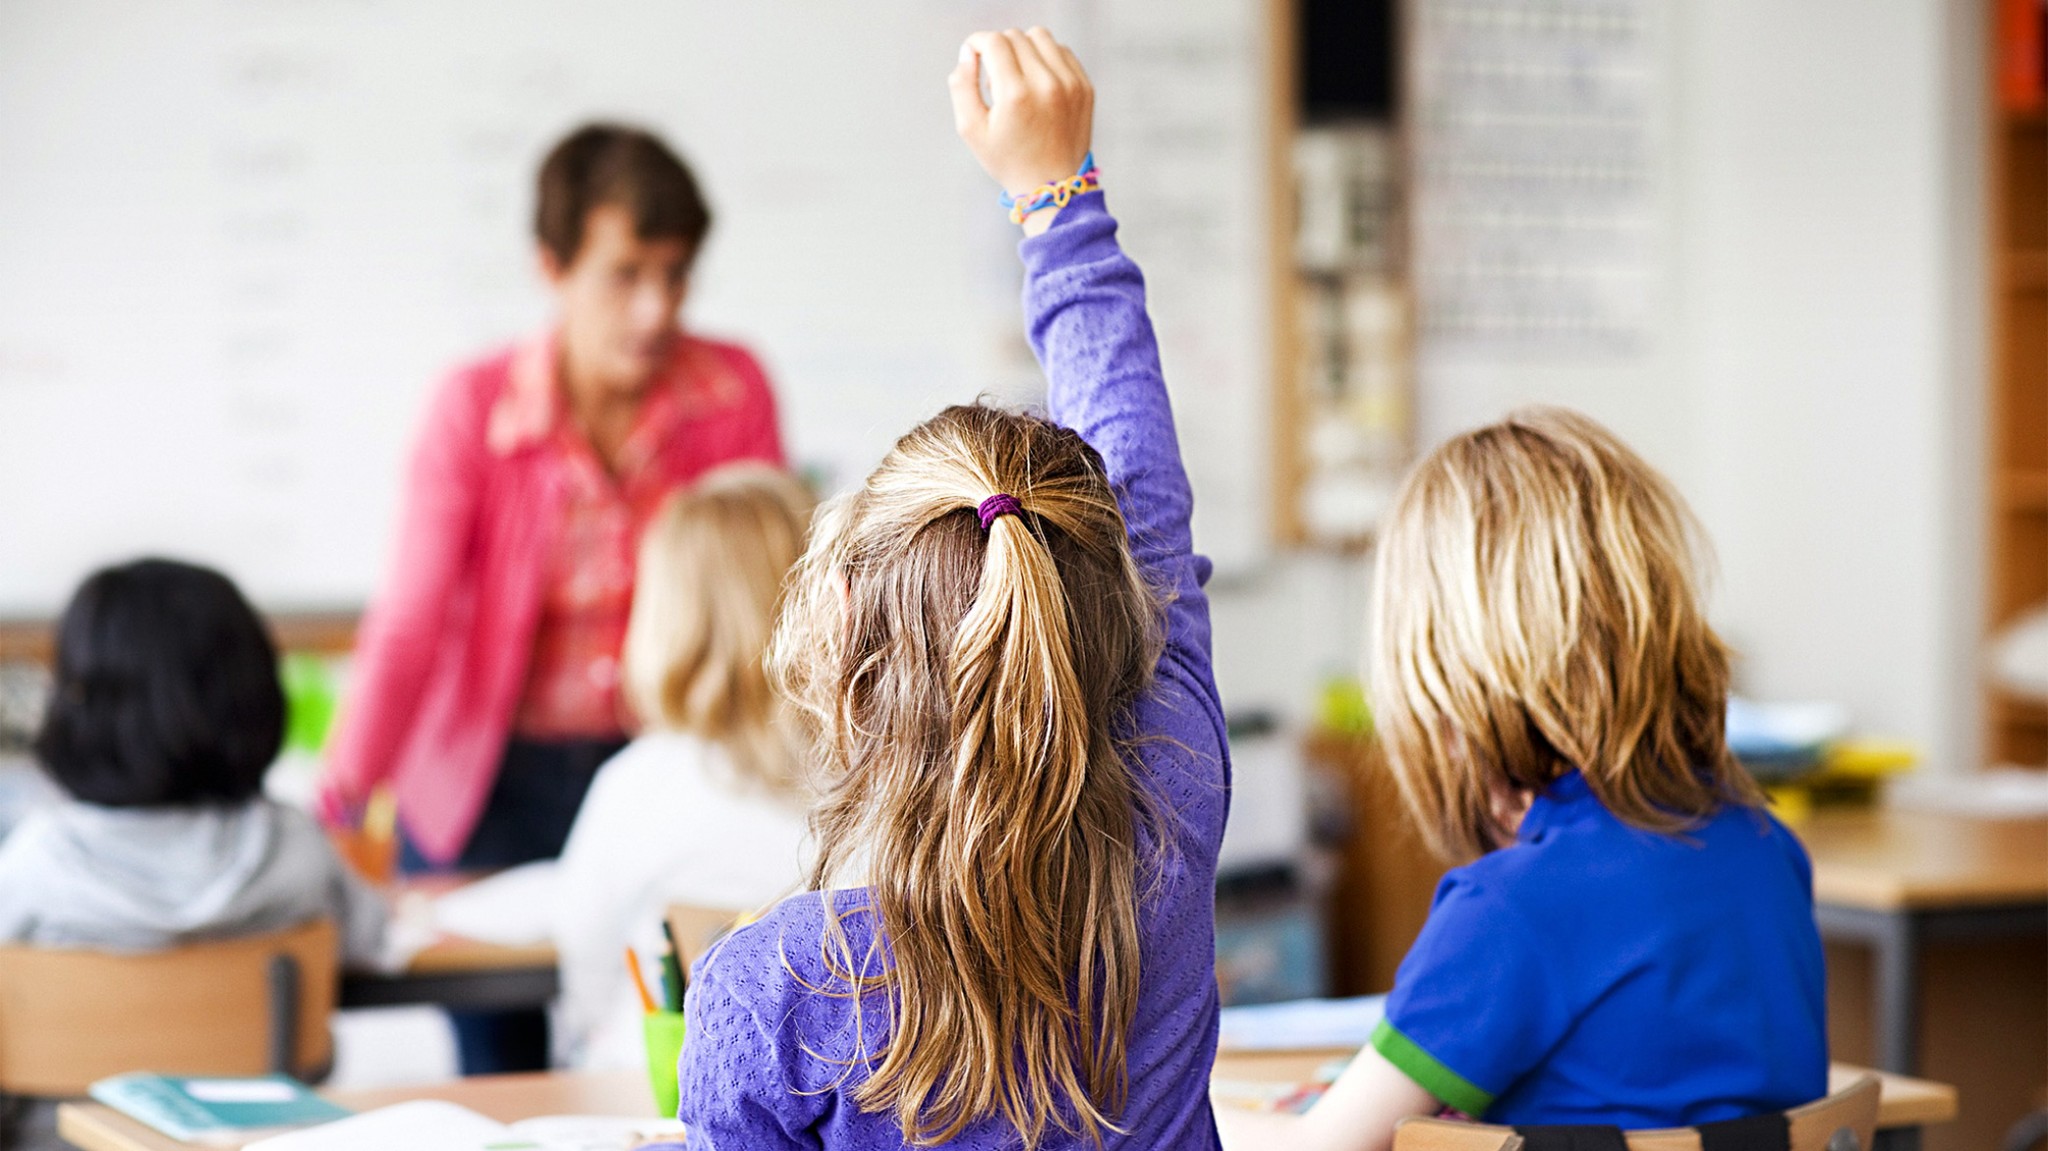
left=1511, top=1126, right=1629, bottom=1151
left=1696, top=1112, right=1792, bottom=1151
left=1515, top=1112, right=1794, bottom=1151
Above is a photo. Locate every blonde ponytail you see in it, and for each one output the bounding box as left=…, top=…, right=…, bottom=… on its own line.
left=771, top=405, right=1163, bottom=1149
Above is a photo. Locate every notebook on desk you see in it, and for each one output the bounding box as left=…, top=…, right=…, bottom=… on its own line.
left=89, top=1074, right=352, bottom=1147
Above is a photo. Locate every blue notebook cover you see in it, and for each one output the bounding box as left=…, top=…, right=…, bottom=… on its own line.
left=89, top=1073, right=352, bottom=1144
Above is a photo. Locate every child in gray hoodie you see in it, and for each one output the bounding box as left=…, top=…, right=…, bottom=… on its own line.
left=0, top=559, right=386, bottom=1147
left=0, top=557, right=386, bottom=956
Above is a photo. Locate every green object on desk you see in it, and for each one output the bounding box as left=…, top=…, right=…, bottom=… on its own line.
left=1316, top=674, right=1373, bottom=737
left=280, top=654, right=339, bottom=754
left=644, top=1009, right=689, bottom=1119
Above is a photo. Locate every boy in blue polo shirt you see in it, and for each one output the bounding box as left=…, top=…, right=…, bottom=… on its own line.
left=1218, top=407, right=1826, bottom=1150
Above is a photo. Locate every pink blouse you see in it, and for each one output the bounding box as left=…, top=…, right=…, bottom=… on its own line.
left=319, top=330, right=785, bottom=865
left=514, top=367, right=698, bottom=738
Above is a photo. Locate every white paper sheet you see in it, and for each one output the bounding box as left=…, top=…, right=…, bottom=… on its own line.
left=1217, top=994, right=1387, bottom=1052
left=243, top=1101, right=523, bottom=1151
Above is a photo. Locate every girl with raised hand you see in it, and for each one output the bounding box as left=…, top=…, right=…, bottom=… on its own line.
left=672, top=27, right=1230, bottom=1151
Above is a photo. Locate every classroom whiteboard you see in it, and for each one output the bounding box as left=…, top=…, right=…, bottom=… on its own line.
left=0, top=0, right=1271, bottom=615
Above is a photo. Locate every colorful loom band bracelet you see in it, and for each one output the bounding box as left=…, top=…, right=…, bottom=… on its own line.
left=999, top=152, right=1101, bottom=225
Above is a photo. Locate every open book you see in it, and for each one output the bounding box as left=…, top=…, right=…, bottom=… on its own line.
left=244, top=1100, right=687, bottom=1151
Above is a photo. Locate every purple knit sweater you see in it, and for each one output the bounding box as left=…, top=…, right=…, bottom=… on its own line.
left=671, top=194, right=1230, bottom=1149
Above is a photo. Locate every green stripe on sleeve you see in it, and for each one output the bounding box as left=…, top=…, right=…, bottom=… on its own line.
left=1369, top=1018, right=1496, bottom=1118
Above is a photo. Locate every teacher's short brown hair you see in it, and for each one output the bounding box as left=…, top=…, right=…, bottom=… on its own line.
left=535, top=123, right=711, bottom=266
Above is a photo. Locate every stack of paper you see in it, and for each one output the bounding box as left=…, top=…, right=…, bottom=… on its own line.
left=244, top=1101, right=686, bottom=1151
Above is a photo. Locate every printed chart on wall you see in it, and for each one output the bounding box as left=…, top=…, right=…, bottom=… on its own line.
left=0, top=0, right=1272, bottom=614
left=1083, top=0, right=1273, bottom=576
left=1407, top=0, right=1667, bottom=358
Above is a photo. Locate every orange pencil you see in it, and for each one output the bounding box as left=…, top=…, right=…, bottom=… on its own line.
left=624, top=946, right=658, bottom=1014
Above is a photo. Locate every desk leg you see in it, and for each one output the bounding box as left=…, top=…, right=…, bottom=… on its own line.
left=1874, top=1126, right=1921, bottom=1151
left=1873, top=911, right=1920, bottom=1074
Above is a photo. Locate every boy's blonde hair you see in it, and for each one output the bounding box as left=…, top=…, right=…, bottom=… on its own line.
left=622, top=463, right=814, bottom=795
left=769, top=404, right=1163, bottom=1150
left=1369, top=406, right=1762, bottom=863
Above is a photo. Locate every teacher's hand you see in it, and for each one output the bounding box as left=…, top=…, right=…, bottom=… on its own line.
left=948, top=27, right=1094, bottom=228
left=313, top=774, right=365, bottom=832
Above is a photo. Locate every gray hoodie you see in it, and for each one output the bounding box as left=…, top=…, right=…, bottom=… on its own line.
left=0, top=798, right=386, bottom=967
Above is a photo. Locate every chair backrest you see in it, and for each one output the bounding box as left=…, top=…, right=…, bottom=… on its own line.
left=1392, top=1120, right=1524, bottom=1151
left=1393, top=1076, right=1882, bottom=1151
left=664, top=904, right=746, bottom=970
left=1784, top=1075, right=1880, bottom=1151
left=0, top=918, right=338, bottom=1096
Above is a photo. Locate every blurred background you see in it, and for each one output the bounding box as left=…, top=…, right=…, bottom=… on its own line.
left=0, top=3, right=2042, bottom=1150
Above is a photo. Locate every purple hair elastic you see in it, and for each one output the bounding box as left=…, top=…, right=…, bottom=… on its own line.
left=976, top=493, right=1024, bottom=531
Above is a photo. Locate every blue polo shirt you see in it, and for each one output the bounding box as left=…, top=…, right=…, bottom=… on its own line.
left=1373, top=771, right=1826, bottom=1127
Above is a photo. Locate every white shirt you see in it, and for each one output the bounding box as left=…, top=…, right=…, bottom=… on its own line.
left=549, top=731, right=811, bottom=1070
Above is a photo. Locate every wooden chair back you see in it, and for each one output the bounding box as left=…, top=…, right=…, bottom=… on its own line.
left=663, top=904, right=747, bottom=969
left=1784, top=1076, right=1880, bottom=1151
left=1393, top=1075, right=1881, bottom=1151
left=0, top=918, right=338, bottom=1096
left=1392, top=1122, right=1524, bottom=1151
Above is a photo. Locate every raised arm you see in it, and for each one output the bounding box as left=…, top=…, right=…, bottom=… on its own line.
left=949, top=29, right=1211, bottom=665
left=1020, top=201, right=1198, bottom=609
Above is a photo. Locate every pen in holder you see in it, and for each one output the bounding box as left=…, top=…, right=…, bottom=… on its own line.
left=629, top=940, right=691, bottom=1118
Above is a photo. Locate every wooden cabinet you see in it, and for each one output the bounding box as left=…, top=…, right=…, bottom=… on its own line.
left=1305, top=732, right=1445, bottom=995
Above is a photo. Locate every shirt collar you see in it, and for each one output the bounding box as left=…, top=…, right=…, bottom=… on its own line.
left=1516, top=769, right=1594, bottom=843
left=486, top=328, right=706, bottom=459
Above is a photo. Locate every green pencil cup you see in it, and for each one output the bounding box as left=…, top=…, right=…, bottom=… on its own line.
left=643, top=1009, right=689, bottom=1118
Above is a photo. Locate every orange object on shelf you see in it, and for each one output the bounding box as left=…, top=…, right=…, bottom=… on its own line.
left=1997, top=0, right=2045, bottom=111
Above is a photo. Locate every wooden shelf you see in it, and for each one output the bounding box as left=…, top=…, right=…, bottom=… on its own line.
left=0, top=622, right=46, bottom=665
left=1992, top=684, right=2048, bottom=722
left=1267, top=0, right=1306, bottom=547
left=0, top=610, right=359, bottom=666
left=1989, top=688, right=2048, bottom=765
left=2007, top=249, right=2048, bottom=290
left=2000, top=469, right=2048, bottom=513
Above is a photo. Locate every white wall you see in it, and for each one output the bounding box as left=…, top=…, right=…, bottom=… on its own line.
left=1395, top=0, right=1986, bottom=770
left=542, top=0, right=1981, bottom=769
left=0, top=0, right=1276, bottom=612
left=1208, top=553, right=1370, bottom=728
left=1678, top=0, right=1983, bottom=772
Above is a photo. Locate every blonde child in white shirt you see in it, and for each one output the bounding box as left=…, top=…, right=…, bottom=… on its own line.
left=549, top=463, right=815, bottom=1070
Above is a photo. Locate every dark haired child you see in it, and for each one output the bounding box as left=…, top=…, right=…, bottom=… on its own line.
left=0, top=559, right=385, bottom=961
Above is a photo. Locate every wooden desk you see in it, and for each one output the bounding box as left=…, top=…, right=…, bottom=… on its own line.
left=57, top=1070, right=654, bottom=1151
left=60, top=1061, right=1955, bottom=1151
left=1212, top=1053, right=1955, bottom=1151
left=1798, top=807, right=2048, bottom=1073
left=339, top=935, right=560, bottom=1012
left=337, top=876, right=560, bottom=1011
left=1802, top=807, right=2048, bottom=911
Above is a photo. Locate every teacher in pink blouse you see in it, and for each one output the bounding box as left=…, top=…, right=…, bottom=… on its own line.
left=316, top=125, right=785, bottom=1069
